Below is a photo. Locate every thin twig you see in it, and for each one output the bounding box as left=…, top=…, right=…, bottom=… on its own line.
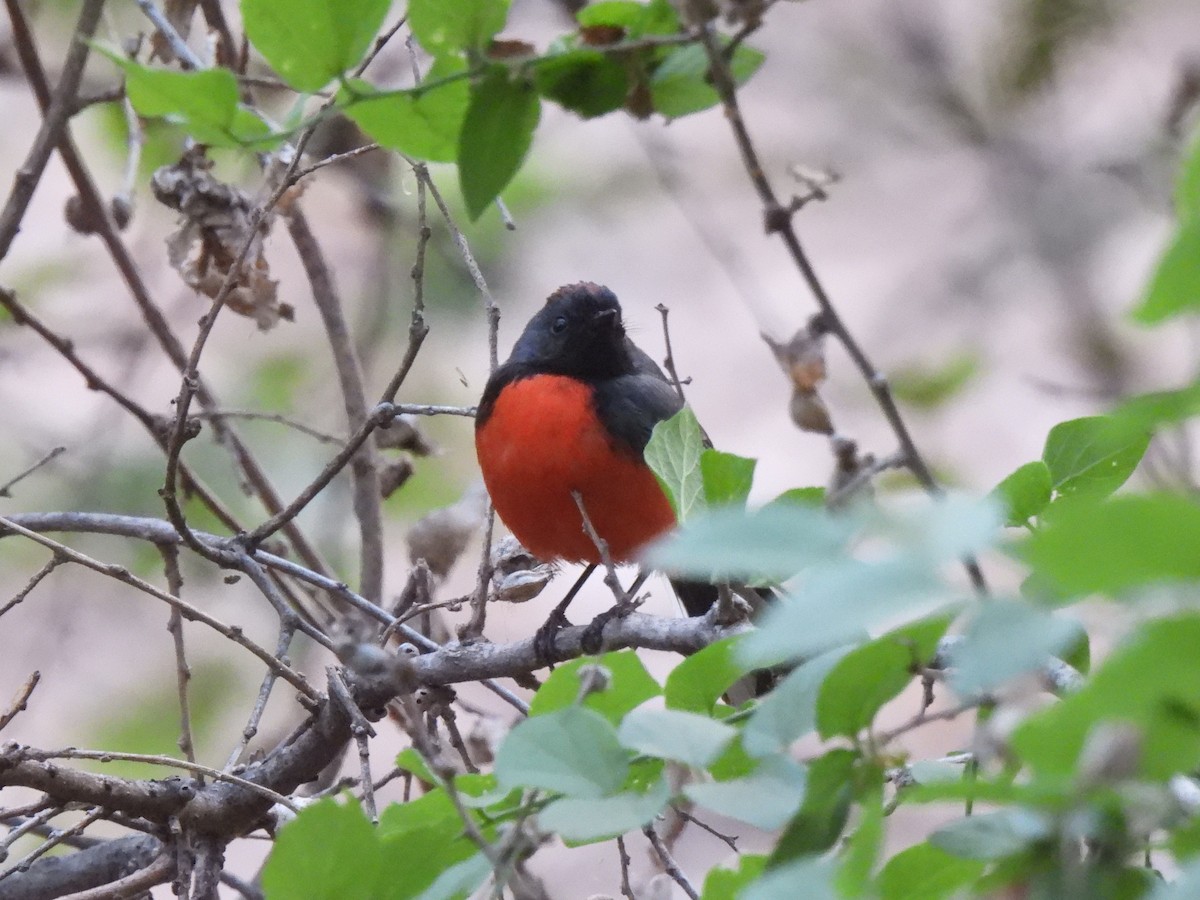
left=825, top=450, right=907, bottom=509
left=113, top=95, right=142, bottom=222
left=244, top=403, right=397, bottom=549
left=0, top=12, right=328, bottom=575
left=616, top=835, right=636, bottom=900
left=572, top=492, right=625, bottom=602
left=0, top=0, right=106, bottom=261
left=290, top=143, right=382, bottom=182
left=673, top=805, right=738, bottom=851
left=0, top=446, right=65, bottom=497
left=695, top=24, right=989, bottom=596
left=159, top=544, right=197, bottom=769
left=409, top=163, right=498, bottom=369
left=643, top=824, right=699, bottom=900
left=0, top=516, right=318, bottom=701
left=57, top=849, right=175, bottom=900
left=0, top=805, right=62, bottom=857
left=0, top=671, right=40, bottom=735
left=286, top=207, right=384, bottom=602
left=224, top=622, right=300, bottom=770
left=874, top=700, right=980, bottom=747
left=1, top=807, right=106, bottom=882
left=0, top=556, right=62, bottom=620
left=22, top=748, right=299, bottom=812
left=460, top=508, right=494, bottom=640
left=655, top=304, right=687, bottom=401
left=0, top=288, right=244, bottom=534
left=192, top=410, right=345, bottom=445
left=328, top=669, right=378, bottom=822
left=133, top=0, right=204, bottom=68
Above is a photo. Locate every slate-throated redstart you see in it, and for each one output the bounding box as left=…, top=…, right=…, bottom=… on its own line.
left=475, top=282, right=717, bottom=619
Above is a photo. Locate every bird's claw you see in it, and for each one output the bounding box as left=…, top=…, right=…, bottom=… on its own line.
left=580, top=598, right=639, bottom=655
left=533, top=605, right=572, bottom=666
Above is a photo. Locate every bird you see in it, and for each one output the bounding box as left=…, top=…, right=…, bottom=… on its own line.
left=474, top=282, right=719, bottom=651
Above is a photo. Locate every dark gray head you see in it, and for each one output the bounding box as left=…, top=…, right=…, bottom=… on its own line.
left=507, top=282, right=636, bottom=380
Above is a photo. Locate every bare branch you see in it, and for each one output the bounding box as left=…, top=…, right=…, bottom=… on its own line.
left=0, top=516, right=318, bottom=701
left=0, top=0, right=106, bottom=261
left=0, top=446, right=65, bottom=498
left=285, top=207, right=384, bottom=602
left=694, top=23, right=989, bottom=596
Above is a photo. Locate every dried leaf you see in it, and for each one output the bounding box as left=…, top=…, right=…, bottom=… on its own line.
left=151, top=153, right=288, bottom=330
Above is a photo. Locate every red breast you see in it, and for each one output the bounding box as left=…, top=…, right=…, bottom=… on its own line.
left=475, top=373, right=677, bottom=564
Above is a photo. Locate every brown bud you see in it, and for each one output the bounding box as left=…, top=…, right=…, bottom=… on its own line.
left=763, top=326, right=828, bottom=393
left=407, top=486, right=487, bottom=578
left=487, top=39, right=536, bottom=59
left=64, top=195, right=102, bottom=235
left=379, top=458, right=414, bottom=499
left=376, top=414, right=435, bottom=455
left=789, top=389, right=833, bottom=435
left=580, top=25, right=625, bottom=46
left=111, top=195, right=134, bottom=230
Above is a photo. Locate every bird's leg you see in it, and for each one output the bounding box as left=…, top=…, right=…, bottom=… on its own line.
left=580, top=569, right=652, bottom=655
left=534, top=563, right=598, bottom=666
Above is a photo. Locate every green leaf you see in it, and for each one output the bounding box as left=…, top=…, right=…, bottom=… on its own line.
left=1108, top=378, right=1200, bottom=433
left=1133, top=216, right=1200, bottom=323
left=649, top=504, right=853, bottom=583
left=930, top=808, right=1052, bottom=860
left=742, top=646, right=850, bottom=756
left=1021, top=493, right=1200, bottom=596
left=242, top=0, right=393, bottom=92
left=496, top=706, right=629, bottom=797
left=1042, top=415, right=1149, bottom=500
left=875, top=842, right=986, bottom=900
left=527, top=650, right=661, bottom=725
left=990, top=461, right=1052, bottom=527
left=836, top=766, right=884, bottom=896
left=650, top=43, right=765, bottom=119
left=769, top=749, right=857, bottom=862
left=409, top=0, right=510, bottom=56
left=538, top=776, right=671, bottom=842
left=644, top=407, right=706, bottom=522
left=412, top=852, right=491, bottom=900
left=1012, top=613, right=1200, bottom=780
left=700, top=449, right=756, bottom=508
left=684, top=755, right=806, bottom=830
left=377, top=788, right=458, bottom=836
left=459, top=67, right=540, bottom=220
left=343, top=61, right=470, bottom=162
left=701, top=855, right=769, bottom=900
left=262, top=798, right=380, bottom=900
left=375, top=810, right=480, bottom=899
left=738, top=559, right=936, bottom=669
left=743, top=856, right=839, bottom=900
left=664, top=636, right=751, bottom=713
left=890, top=353, right=980, bottom=409
left=101, top=53, right=272, bottom=148
left=949, top=600, right=1080, bottom=696
left=617, top=707, right=736, bottom=768
left=1179, top=131, right=1200, bottom=221
left=393, top=747, right=436, bottom=785
left=815, top=614, right=951, bottom=739
left=1148, top=858, right=1200, bottom=900
left=764, top=487, right=826, bottom=509
left=577, top=0, right=678, bottom=35
left=533, top=49, right=628, bottom=119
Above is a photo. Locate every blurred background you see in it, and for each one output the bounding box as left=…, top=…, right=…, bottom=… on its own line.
left=1, top=0, right=1199, bottom=894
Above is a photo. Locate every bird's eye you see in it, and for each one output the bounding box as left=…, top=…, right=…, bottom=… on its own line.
left=551, top=316, right=568, bottom=335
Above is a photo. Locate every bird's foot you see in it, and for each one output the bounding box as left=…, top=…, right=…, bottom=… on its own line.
left=533, top=605, right=573, bottom=667
left=580, top=596, right=641, bottom=655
